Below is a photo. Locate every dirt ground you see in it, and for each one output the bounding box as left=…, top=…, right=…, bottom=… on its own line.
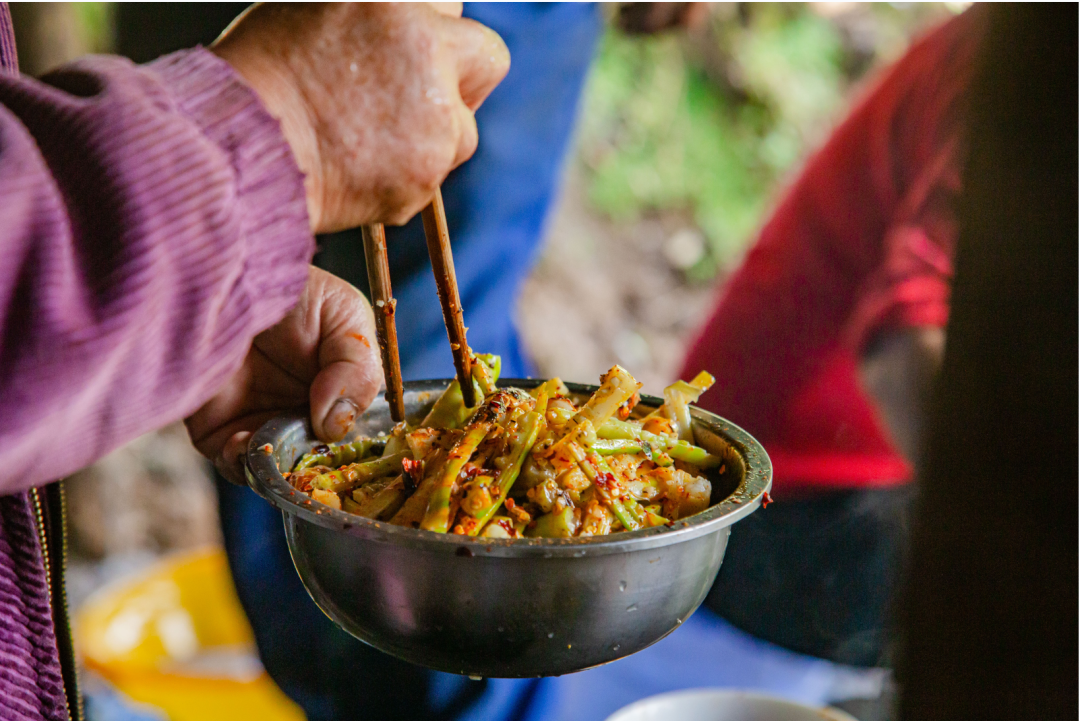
left=518, top=168, right=722, bottom=396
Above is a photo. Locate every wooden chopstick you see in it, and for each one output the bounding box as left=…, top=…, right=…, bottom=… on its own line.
left=421, top=187, right=476, bottom=408
left=361, top=223, right=406, bottom=423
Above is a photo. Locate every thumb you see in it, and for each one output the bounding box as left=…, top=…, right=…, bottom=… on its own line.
left=309, top=286, right=383, bottom=442
left=428, top=2, right=464, bottom=18
left=452, top=17, right=510, bottom=111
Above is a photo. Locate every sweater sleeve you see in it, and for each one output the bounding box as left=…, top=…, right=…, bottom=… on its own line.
left=0, top=48, right=314, bottom=492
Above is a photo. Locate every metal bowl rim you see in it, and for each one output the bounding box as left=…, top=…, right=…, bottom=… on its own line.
left=246, top=378, right=771, bottom=558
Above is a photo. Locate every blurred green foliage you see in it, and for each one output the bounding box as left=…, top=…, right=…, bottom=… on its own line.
left=72, top=3, right=114, bottom=53
left=578, top=3, right=957, bottom=279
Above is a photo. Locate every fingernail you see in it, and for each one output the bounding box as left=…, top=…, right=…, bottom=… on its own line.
left=219, top=431, right=251, bottom=486
left=325, top=398, right=359, bottom=441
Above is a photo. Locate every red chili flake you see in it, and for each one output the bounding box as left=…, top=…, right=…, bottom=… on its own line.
left=761, top=491, right=773, bottom=509
left=349, top=332, right=371, bottom=348
left=260, top=444, right=273, bottom=454
left=460, top=465, right=485, bottom=482
left=402, top=457, right=424, bottom=493
left=505, top=497, right=516, bottom=511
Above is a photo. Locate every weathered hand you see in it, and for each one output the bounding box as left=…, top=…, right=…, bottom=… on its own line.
left=186, top=267, right=383, bottom=483
left=212, top=2, right=510, bottom=232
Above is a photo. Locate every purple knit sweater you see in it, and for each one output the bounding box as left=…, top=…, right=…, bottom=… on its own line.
left=0, top=5, right=314, bottom=719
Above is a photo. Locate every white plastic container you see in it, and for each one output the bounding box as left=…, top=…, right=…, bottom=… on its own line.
left=604, top=689, right=859, bottom=721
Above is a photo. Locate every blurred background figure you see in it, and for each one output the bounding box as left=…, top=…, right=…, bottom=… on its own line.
left=514, top=7, right=982, bottom=721
left=689, top=0, right=980, bottom=672
left=10, top=3, right=978, bottom=721
left=899, top=4, right=1075, bottom=719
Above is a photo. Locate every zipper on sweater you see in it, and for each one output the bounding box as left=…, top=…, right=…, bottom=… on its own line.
left=30, top=483, right=84, bottom=721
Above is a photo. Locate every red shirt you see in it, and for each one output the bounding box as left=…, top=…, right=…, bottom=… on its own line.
left=682, top=10, right=983, bottom=494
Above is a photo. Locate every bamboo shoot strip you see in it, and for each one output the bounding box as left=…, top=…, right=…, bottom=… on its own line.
left=422, top=187, right=475, bottom=408
left=587, top=425, right=721, bottom=464
left=550, top=365, right=642, bottom=452
left=420, top=380, right=470, bottom=430
left=664, top=385, right=694, bottom=443
left=389, top=450, right=447, bottom=527
left=310, top=452, right=409, bottom=494
left=474, top=353, right=502, bottom=384
left=646, top=372, right=716, bottom=440
left=564, top=441, right=644, bottom=531
left=421, top=424, right=492, bottom=532
left=471, top=354, right=497, bottom=398
left=362, top=223, right=406, bottom=423
left=294, top=439, right=379, bottom=470
left=465, top=386, right=550, bottom=535
left=351, top=476, right=408, bottom=519
left=592, top=438, right=719, bottom=468
left=421, top=355, right=504, bottom=429
left=526, top=506, right=577, bottom=538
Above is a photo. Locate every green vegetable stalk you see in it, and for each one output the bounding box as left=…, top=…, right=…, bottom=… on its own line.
left=565, top=441, right=644, bottom=532
left=421, top=380, right=471, bottom=430
left=551, top=365, right=641, bottom=452
left=653, top=371, right=715, bottom=443
left=389, top=452, right=445, bottom=527
left=471, top=355, right=498, bottom=398
left=421, top=424, right=492, bottom=532
left=351, top=475, right=408, bottom=519
left=464, top=386, right=550, bottom=535
left=591, top=436, right=721, bottom=468
left=294, top=439, right=379, bottom=470
left=525, top=506, right=578, bottom=538
left=310, top=452, right=408, bottom=494
left=419, top=355, right=503, bottom=430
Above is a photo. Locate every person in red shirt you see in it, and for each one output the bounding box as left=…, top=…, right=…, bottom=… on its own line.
left=686, top=7, right=985, bottom=668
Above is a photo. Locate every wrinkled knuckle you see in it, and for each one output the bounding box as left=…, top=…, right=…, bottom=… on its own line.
left=459, top=121, right=479, bottom=161
left=413, top=144, right=456, bottom=194
left=385, top=207, right=416, bottom=226
left=425, top=101, right=458, bottom=135
left=486, top=31, right=511, bottom=78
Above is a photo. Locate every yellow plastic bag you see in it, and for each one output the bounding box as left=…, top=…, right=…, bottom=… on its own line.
left=76, top=548, right=305, bottom=721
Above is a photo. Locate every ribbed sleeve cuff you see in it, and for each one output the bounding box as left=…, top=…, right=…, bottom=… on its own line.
left=148, top=47, right=314, bottom=329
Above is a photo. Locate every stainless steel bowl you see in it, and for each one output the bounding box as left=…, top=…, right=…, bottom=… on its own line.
left=245, top=379, right=771, bottom=678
